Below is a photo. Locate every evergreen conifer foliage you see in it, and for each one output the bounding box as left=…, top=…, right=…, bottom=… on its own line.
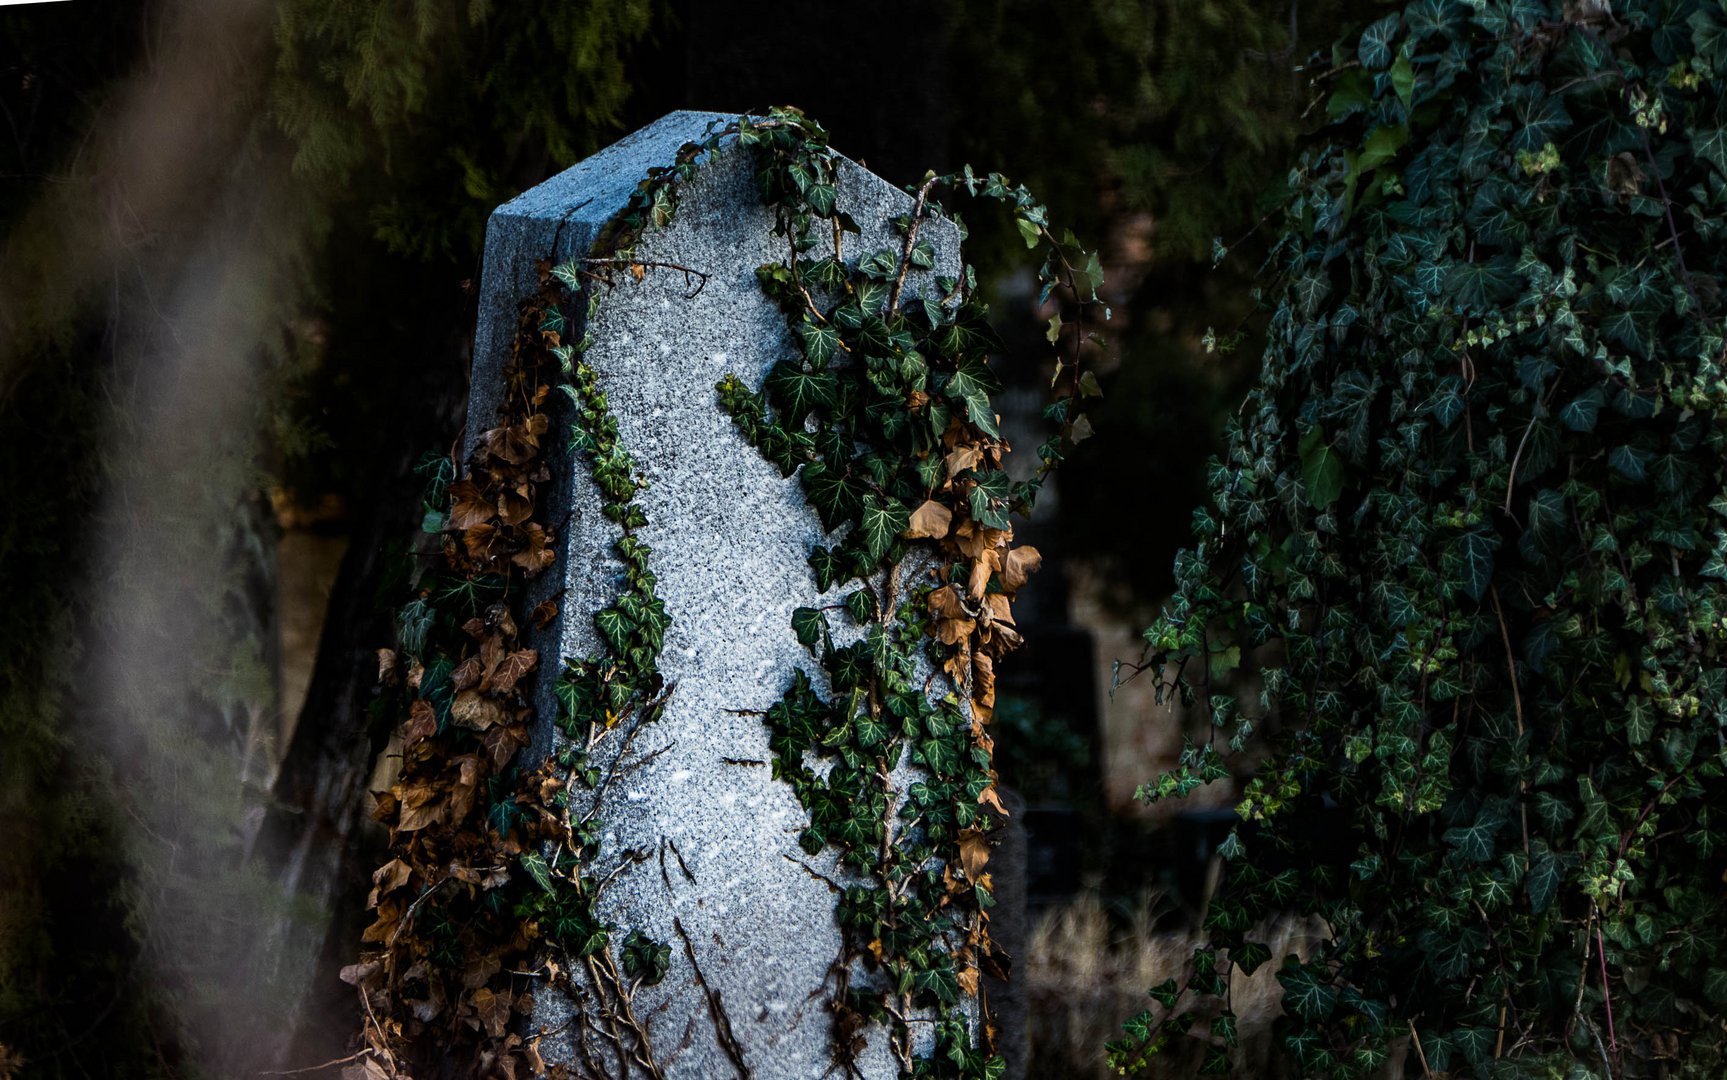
left=1122, top=1, right=1727, bottom=1076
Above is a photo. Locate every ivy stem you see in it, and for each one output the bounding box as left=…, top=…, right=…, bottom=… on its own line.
left=1487, top=585, right=1532, bottom=855
left=1596, top=923, right=1619, bottom=1062
left=886, top=175, right=939, bottom=318
left=1407, top=1020, right=1432, bottom=1077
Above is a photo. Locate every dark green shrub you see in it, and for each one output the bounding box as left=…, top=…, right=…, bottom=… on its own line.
left=1118, top=2, right=1727, bottom=1076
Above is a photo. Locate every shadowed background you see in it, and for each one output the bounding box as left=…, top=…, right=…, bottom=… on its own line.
left=0, top=1, right=1379, bottom=1075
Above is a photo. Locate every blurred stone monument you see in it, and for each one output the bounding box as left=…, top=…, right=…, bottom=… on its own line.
left=468, top=111, right=1024, bottom=1078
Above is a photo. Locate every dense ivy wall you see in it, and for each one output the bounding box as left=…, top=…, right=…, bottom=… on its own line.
left=1127, top=1, right=1727, bottom=1076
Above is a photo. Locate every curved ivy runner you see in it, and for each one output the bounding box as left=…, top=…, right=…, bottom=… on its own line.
left=353, top=251, right=682, bottom=1080
left=351, top=109, right=1103, bottom=1080
left=664, top=109, right=1105, bottom=1073
left=711, top=111, right=1104, bottom=1077
left=1118, top=3, right=1727, bottom=1078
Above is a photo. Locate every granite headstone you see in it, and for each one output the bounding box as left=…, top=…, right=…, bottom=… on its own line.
left=468, top=111, right=1017, bottom=1078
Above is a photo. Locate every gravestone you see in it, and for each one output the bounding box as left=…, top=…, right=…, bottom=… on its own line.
left=468, top=111, right=1021, bottom=1078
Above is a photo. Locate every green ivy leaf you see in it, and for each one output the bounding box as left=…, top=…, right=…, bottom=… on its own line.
left=791, top=607, right=829, bottom=655
left=519, top=852, right=555, bottom=894
left=799, top=318, right=842, bottom=366
left=1232, top=941, right=1271, bottom=976
left=594, top=607, right=633, bottom=653
left=1277, top=959, right=1338, bottom=1022
left=1299, top=427, right=1345, bottom=510
left=1355, top=124, right=1409, bottom=173
left=844, top=588, right=877, bottom=624
left=1527, top=842, right=1562, bottom=913
left=1358, top=12, right=1400, bottom=69
left=766, top=360, right=837, bottom=421
left=1454, top=526, right=1499, bottom=602
left=1390, top=50, right=1416, bottom=111
left=1442, top=811, right=1503, bottom=863
left=800, top=461, right=859, bottom=531
left=858, top=495, right=909, bottom=562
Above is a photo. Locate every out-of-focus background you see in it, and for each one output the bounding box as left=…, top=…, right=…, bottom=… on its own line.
left=0, top=1, right=1379, bottom=1075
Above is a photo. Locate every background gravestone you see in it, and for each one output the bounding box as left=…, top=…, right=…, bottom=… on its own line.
left=469, top=111, right=1024, bottom=1078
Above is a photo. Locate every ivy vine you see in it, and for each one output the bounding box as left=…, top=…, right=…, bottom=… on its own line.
left=1116, top=2, right=1727, bottom=1077
left=710, top=110, right=1104, bottom=1077
left=353, top=230, right=693, bottom=1080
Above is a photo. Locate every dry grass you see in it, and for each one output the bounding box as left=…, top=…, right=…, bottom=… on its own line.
left=1024, top=890, right=1334, bottom=1078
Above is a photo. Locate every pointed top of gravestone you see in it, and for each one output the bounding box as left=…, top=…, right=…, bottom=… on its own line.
left=493, top=111, right=729, bottom=227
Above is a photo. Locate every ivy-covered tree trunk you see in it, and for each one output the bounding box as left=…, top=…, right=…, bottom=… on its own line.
left=1123, top=1, right=1727, bottom=1077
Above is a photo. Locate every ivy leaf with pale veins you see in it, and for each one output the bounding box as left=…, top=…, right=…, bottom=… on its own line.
left=594, top=606, right=633, bottom=653
left=766, top=359, right=836, bottom=422
left=800, top=460, right=859, bottom=531
left=858, top=494, right=909, bottom=562
left=1445, top=256, right=1519, bottom=312
left=1453, top=526, right=1499, bottom=602
left=1277, top=960, right=1338, bottom=1022
left=791, top=607, right=830, bottom=655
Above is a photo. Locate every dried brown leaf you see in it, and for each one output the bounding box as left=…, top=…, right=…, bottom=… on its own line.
left=482, top=424, right=535, bottom=465
left=370, top=858, right=412, bottom=903
left=498, top=486, right=534, bottom=526
left=481, top=723, right=530, bottom=771
left=450, top=754, right=481, bottom=822
left=928, top=584, right=969, bottom=621
left=954, top=519, right=1010, bottom=560
left=958, top=829, right=990, bottom=881
left=978, top=785, right=1009, bottom=816
left=448, top=479, right=495, bottom=530
left=529, top=599, right=559, bottom=629
left=904, top=499, right=953, bottom=540
left=396, top=795, right=443, bottom=833
left=361, top=898, right=403, bottom=943
left=488, top=649, right=539, bottom=695
left=1000, top=545, right=1042, bottom=593
left=967, top=548, right=999, bottom=601
left=935, top=617, right=976, bottom=646
left=464, top=523, right=500, bottom=561
left=339, top=960, right=383, bottom=989
left=972, top=650, right=995, bottom=708
left=471, top=987, right=512, bottom=1038
left=509, top=522, right=555, bottom=574
left=944, top=445, right=984, bottom=479
left=404, top=700, right=437, bottom=746
left=450, top=657, right=484, bottom=693
left=487, top=603, right=519, bottom=640
left=451, top=690, right=505, bottom=731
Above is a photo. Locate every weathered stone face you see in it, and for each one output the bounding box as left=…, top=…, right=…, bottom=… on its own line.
left=469, top=112, right=963, bottom=1078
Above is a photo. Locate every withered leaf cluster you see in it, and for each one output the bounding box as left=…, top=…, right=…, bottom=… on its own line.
left=349, top=280, right=572, bottom=1080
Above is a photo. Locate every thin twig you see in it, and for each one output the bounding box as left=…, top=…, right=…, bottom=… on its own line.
left=673, top=916, right=752, bottom=1079
left=581, top=257, right=712, bottom=298
left=1409, top=1020, right=1432, bottom=1077
left=1597, top=923, right=1619, bottom=1057
left=785, top=854, right=844, bottom=893
left=1503, top=380, right=1556, bottom=519
left=886, top=175, right=940, bottom=317
left=260, top=1051, right=366, bottom=1076
left=1568, top=906, right=1596, bottom=1040
left=1488, top=584, right=1532, bottom=856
